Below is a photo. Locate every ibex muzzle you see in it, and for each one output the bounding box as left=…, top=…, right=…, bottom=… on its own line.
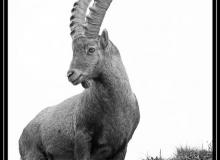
left=67, top=69, right=83, bottom=85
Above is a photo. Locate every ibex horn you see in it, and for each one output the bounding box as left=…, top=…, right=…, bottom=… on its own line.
left=70, top=0, right=92, bottom=39
left=85, top=0, right=113, bottom=38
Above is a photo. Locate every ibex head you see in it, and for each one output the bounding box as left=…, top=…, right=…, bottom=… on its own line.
left=67, top=0, right=112, bottom=88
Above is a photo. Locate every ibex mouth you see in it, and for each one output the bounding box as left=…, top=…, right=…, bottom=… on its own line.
left=69, top=73, right=90, bottom=88
left=72, top=75, right=84, bottom=85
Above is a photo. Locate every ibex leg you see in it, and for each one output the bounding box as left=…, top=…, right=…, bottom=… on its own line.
left=74, top=130, right=91, bottom=160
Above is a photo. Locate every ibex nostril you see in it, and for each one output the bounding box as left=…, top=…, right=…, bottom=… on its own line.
left=67, top=71, right=74, bottom=78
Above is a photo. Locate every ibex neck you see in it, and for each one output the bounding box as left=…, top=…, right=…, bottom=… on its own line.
left=99, top=56, right=131, bottom=90
left=90, top=55, right=133, bottom=109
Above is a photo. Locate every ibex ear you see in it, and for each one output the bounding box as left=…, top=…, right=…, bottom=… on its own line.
left=100, top=29, right=109, bottom=49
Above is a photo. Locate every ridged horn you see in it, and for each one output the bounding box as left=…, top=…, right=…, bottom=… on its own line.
left=70, top=0, right=92, bottom=39
left=85, top=0, right=112, bottom=38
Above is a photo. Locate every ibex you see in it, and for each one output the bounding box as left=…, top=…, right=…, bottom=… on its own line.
left=19, top=0, right=140, bottom=160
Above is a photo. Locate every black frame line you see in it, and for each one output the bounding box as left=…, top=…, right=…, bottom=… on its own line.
left=3, top=0, right=217, bottom=159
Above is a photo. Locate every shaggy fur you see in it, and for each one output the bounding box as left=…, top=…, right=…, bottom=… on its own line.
left=19, top=29, right=140, bottom=160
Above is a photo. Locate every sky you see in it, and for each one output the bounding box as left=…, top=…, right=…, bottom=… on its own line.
left=8, top=0, right=212, bottom=159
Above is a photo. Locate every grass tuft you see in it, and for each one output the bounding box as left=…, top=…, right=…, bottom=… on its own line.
left=142, top=143, right=212, bottom=160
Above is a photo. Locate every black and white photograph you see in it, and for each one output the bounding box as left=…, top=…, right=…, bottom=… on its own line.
left=4, top=0, right=216, bottom=160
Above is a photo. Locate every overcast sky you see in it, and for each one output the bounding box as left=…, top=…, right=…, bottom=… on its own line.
left=9, top=0, right=212, bottom=159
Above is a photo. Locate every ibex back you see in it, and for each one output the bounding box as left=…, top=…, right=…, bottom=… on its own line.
left=19, top=0, right=140, bottom=160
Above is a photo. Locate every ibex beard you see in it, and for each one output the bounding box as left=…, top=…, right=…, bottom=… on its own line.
left=19, top=0, right=140, bottom=160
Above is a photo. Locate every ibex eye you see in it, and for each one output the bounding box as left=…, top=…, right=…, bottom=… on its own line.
left=88, top=47, right=95, bottom=54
